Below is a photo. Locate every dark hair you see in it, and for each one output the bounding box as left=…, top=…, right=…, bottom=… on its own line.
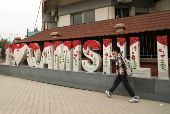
left=113, top=46, right=120, bottom=53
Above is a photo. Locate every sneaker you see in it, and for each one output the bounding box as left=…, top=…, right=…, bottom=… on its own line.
left=105, top=90, right=112, bottom=98
left=128, top=97, right=139, bottom=103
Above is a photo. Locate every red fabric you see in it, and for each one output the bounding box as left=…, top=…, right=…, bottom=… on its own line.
left=83, top=40, right=101, bottom=50
left=28, top=43, right=40, bottom=52
left=73, top=40, right=82, bottom=48
left=117, top=38, right=126, bottom=46
left=64, top=41, right=73, bottom=50
left=12, top=43, right=25, bottom=54
left=103, top=39, right=112, bottom=47
left=130, top=37, right=140, bottom=46
left=54, top=41, right=63, bottom=50
left=157, top=36, right=168, bottom=46
left=5, top=44, right=12, bottom=49
left=43, top=42, right=52, bottom=50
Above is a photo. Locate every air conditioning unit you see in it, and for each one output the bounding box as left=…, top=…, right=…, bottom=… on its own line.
left=117, top=0, right=132, bottom=3
left=51, top=9, right=56, bottom=19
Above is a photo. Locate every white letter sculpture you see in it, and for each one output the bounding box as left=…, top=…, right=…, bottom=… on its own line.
left=12, top=43, right=27, bottom=65
left=40, top=42, right=54, bottom=69
left=82, top=40, right=102, bottom=72
left=73, top=40, right=82, bottom=71
left=54, top=41, right=64, bottom=70
left=27, top=43, right=41, bottom=67
left=4, top=44, right=13, bottom=65
left=63, top=41, right=73, bottom=71
left=157, top=36, right=169, bottom=79
left=130, top=37, right=151, bottom=77
left=103, top=39, right=115, bottom=74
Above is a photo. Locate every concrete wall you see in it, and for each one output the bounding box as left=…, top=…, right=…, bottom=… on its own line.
left=95, top=6, right=115, bottom=22
left=0, top=64, right=170, bottom=103
left=48, top=22, right=57, bottom=29
left=58, top=0, right=112, bottom=16
left=43, top=13, right=55, bottom=22
left=95, top=7, right=109, bottom=21
left=57, top=14, right=71, bottom=27
left=149, top=0, right=170, bottom=13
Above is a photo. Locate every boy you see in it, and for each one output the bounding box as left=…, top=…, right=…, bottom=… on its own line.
left=105, top=46, right=139, bottom=103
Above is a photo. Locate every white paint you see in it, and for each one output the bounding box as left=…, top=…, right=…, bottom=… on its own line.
left=4, top=45, right=13, bottom=65
left=40, top=43, right=54, bottom=69
left=57, top=14, right=71, bottom=27
left=73, top=42, right=82, bottom=72
left=131, top=7, right=135, bottom=16
left=54, top=42, right=64, bottom=70
left=95, top=7, right=109, bottom=21
left=103, top=39, right=115, bottom=74
left=27, top=43, right=41, bottom=68
left=108, top=6, right=115, bottom=19
left=82, top=46, right=102, bottom=72
left=157, top=36, right=169, bottom=79
left=130, top=37, right=151, bottom=77
left=13, top=44, right=27, bottom=66
left=63, top=44, right=73, bottom=71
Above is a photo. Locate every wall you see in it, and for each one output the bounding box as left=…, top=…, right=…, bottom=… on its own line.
left=58, top=0, right=112, bottom=16
left=95, top=7, right=109, bottom=21
left=48, top=22, right=57, bottom=29
left=111, top=0, right=152, bottom=7
left=149, top=0, right=170, bottom=13
left=0, top=64, right=170, bottom=103
left=57, top=14, right=71, bottom=27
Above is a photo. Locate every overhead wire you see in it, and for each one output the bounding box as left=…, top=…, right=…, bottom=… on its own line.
left=34, top=0, right=42, bottom=30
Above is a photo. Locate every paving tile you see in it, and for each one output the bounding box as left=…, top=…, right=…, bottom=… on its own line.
left=0, top=75, right=170, bottom=114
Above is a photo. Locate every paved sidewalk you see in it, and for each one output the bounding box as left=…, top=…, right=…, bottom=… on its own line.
left=0, top=75, right=170, bottom=114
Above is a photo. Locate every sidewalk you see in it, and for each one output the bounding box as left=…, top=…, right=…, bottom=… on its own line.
left=0, top=75, right=169, bottom=114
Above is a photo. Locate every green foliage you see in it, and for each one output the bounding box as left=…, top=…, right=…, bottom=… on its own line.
left=133, top=60, right=137, bottom=70
left=0, top=38, right=11, bottom=51
left=160, top=59, right=166, bottom=70
left=0, top=38, right=11, bottom=58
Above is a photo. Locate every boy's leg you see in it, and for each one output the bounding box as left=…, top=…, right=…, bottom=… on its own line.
left=109, top=75, right=121, bottom=93
left=119, top=75, right=135, bottom=97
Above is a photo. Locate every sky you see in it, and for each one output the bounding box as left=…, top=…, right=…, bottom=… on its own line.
left=0, top=0, right=42, bottom=42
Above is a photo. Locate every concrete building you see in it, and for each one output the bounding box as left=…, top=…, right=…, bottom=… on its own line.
left=42, top=0, right=170, bottom=29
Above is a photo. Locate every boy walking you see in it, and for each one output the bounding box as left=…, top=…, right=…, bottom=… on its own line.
left=105, top=46, right=139, bottom=103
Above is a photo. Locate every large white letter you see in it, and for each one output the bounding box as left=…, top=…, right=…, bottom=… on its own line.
left=103, top=39, right=115, bottom=74
left=130, top=37, right=151, bottom=77
left=12, top=43, right=27, bottom=65
left=63, top=41, right=73, bottom=71
left=73, top=40, right=82, bottom=71
left=40, top=42, right=54, bottom=69
left=82, top=40, right=102, bottom=72
left=27, top=43, right=41, bottom=67
left=4, top=44, right=13, bottom=65
left=54, top=41, right=63, bottom=70
left=157, top=36, right=169, bottom=79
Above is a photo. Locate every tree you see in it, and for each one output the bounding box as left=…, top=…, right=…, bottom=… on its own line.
left=0, top=38, right=11, bottom=59
left=160, top=59, right=166, bottom=70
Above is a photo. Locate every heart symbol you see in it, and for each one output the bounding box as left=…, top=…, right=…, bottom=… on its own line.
left=12, top=43, right=27, bottom=65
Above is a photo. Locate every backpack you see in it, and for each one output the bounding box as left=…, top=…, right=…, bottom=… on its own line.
left=121, top=56, right=133, bottom=76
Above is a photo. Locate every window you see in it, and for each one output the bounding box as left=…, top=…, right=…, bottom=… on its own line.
left=115, top=8, right=130, bottom=18
left=135, top=7, right=149, bottom=15
left=73, top=13, right=82, bottom=25
left=73, top=10, right=95, bottom=25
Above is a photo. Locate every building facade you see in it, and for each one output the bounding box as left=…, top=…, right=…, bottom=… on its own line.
left=42, top=0, right=170, bottom=29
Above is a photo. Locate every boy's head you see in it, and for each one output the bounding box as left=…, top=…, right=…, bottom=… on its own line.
left=112, top=46, right=120, bottom=54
